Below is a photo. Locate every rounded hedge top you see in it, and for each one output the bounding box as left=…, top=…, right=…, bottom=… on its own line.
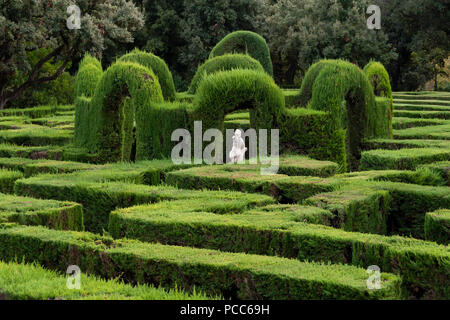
left=188, top=53, right=265, bottom=94
left=209, top=31, right=273, bottom=77
left=363, top=61, right=393, bottom=99
left=194, top=69, right=284, bottom=130
left=119, top=49, right=176, bottom=101
left=75, top=54, right=103, bottom=98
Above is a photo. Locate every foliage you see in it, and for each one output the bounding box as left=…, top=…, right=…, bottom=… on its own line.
left=256, top=0, right=397, bottom=85
left=0, top=0, right=144, bottom=109
left=188, top=54, right=265, bottom=94
left=74, top=54, right=103, bottom=98
left=6, top=49, right=75, bottom=108
left=210, top=31, right=274, bottom=76
left=119, top=49, right=176, bottom=101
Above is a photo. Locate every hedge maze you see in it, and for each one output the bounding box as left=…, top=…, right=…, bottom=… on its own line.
left=0, top=31, right=449, bottom=300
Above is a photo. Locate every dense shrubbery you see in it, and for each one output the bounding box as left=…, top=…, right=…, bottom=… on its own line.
left=210, top=31, right=273, bottom=77
left=119, top=49, right=176, bottom=101
left=188, top=54, right=265, bottom=94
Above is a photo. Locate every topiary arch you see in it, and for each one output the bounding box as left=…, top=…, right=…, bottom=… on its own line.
left=193, top=69, right=284, bottom=131
left=119, top=49, right=176, bottom=101
left=210, top=31, right=274, bottom=77
left=188, top=54, right=265, bottom=94
left=307, top=60, right=390, bottom=171
left=76, top=61, right=164, bottom=162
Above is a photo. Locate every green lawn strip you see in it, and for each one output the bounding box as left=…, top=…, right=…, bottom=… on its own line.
left=394, top=124, right=450, bottom=140
left=0, top=157, right=99, bottom=177
left=165, top=165, right=343, bottom=203
left=0, top=260, right=210, bottom=300
left=108, top=198, right=448, bottom=299
left=420, top=161, right=450, bottom=185
left=0, top=193, right=83, bottom=231
left=363, top=139, right=450, bottom=150
left=393, top=99, right=450, bottom=107
left=0, top=224, right=401, bottom=300
left=392, top=117, right=449, bottom=130
left=0, top=169, right=24, bottom=194
left=394, top=110, right=450, bottom=120
left=14, top=171, right=274, bottom=233
left=0, top=126, right=73, bottom=146
left=360, top=148, right=450, bottom=170
left=425, top=209, right=450, bottom=245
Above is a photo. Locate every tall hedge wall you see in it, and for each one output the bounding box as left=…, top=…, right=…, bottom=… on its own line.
left=210, top=31, right=273, bottom=77
left=364, top=61, right=394, bottom=138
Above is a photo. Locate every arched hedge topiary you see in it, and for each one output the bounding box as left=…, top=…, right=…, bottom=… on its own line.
left=210, top=31, right=274, bottom=77
left=188, top=54, right=265, bottom=94
left=119, top=49, right=176, bottom=101
left=193, top=69, right=284, bottom=131
left=308, top=60, right=387, bottom=170
left=364, top=61, right=393, bottom=138
left=74, top=54, right=103, bottom=98
left=78, top=61, right=164, bottom=162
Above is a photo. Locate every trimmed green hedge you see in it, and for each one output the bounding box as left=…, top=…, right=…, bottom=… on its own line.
left=363, top=139, right=450, bottom=150
left=394, top=110, right=450, bottom=120
left=165, top=165, right=343, bottom=203
left=107, top=197, right=449, bottom=299
left=0, top=144, right=64, bottom=160
left=0, top=125, right=72, bottom=146
left=425, top=209, right=450, bottom=245
left=392, top=117, right=448, bottom=130
left=193, top=69, right=284, bottom=131
left=0, top=193, right=83, bottom=231
left=210, top=31, right=273, bottom=76
left=0, top=157, right=97, bottom=177
left=394, top=104, right=450, bottom=111
left=119, top=49, right=176, bottom=102
left=393, top=124, right=450, bottom=140
left=420, top=161, right=450, bottom=185
left=364, top=61, right=393, bottom=138
left=280, top=108, right=346, bottom=168
left=360, top=148, right=450, bottom=171
left=146, top=101, right=193, bottom=159
left=0, top=224, right=401, bottom=300
left=80, top=61, right=164, bottom=162
left=74, top=54, right=103, bottom=98
left=0, top=169, right=24, bottom=194
left=188, top=54, right=265, bottom=94
left=309, top=60, right=385, bottom=170
left=305, top=185, right=391, bottom=235
left=0, top=106, right=54, bottom=119
left=363, top=61, right=393, bottom=100
left=14, top=165, right=274, bottom=232
left=0, top=260, right=209, bottom=300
